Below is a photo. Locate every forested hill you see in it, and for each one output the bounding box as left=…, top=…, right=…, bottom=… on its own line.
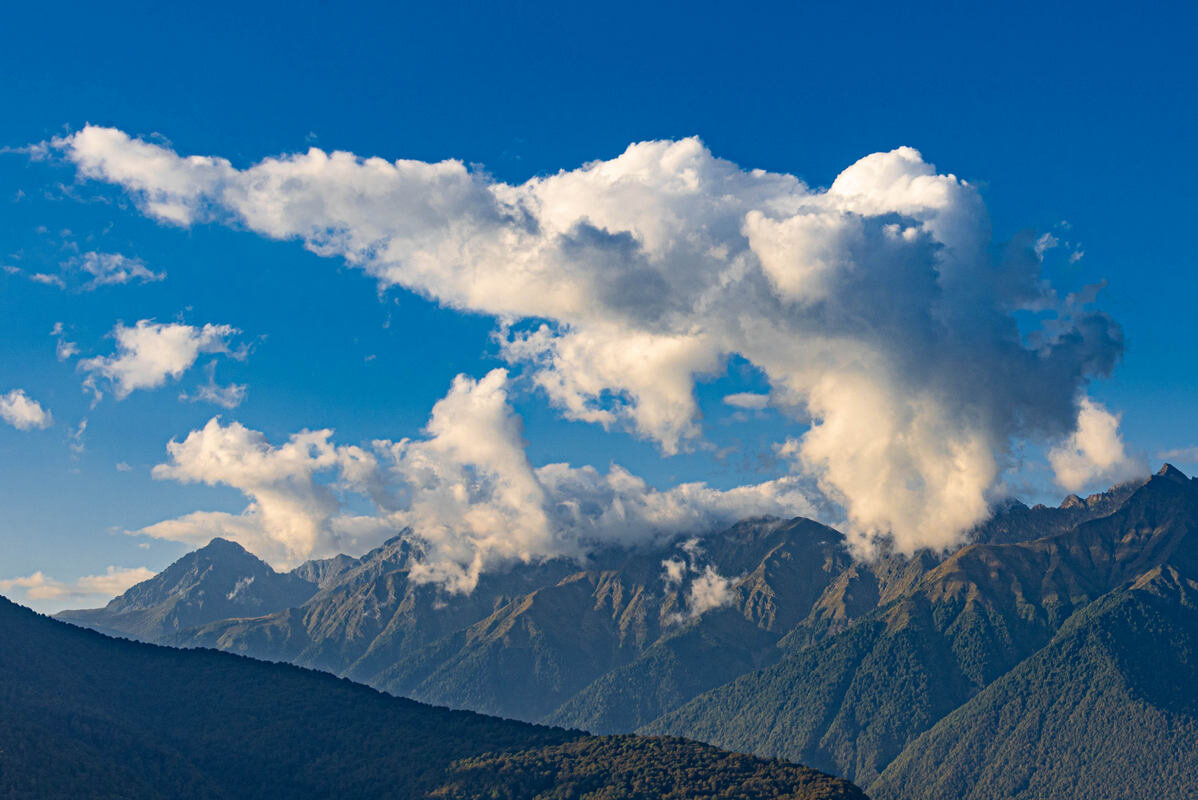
left=0, top=595, right=865, bottom=800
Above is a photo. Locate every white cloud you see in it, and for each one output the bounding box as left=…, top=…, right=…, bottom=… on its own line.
left=51, top=322, right=79, bottom=360
left=70, top=418, right=87, bottom=456
left=180, top=362, right=247, bottom=408
left=70, top=251, right=165, bottom=289
left=0, top=389, right=52, bottom=430
left=1049, top=397, right=1144, bottom=492
left=139, top=370, right=815, bottom=589
left=0, top=565, right=154, bottom=603
left=661, top=557, right=687, bottom=589
left=29, top=251, right=164, bottom=291
left=142, top=418, right=379, bottom=567
left=59, top=128, right=1127, bottom=554
left=78, top=319, right=239, bottom=401
left=723, top=392, right=770, bottom=410
left=661, top=542, right=739, bottom=623
left=685, top=565, right=738, bottom=618
left=30, top=272, right=66, bottom=288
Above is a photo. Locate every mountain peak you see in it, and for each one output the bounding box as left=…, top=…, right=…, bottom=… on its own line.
left=1061, top=493, right=1086, bottom=509
left=196, top=537, right=252, bottom=555
left=1155, top=463, right=1189, bottom=484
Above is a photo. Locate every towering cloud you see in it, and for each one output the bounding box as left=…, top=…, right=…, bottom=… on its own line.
left=60, top=127, right=1127, bottom=553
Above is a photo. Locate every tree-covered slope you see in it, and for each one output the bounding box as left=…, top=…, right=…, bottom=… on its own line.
left=645, top=468, right=1198, bottom=787
left=544, top=607, right=782, bottom=734
left=0, top=595, right=866, bottom=800
left=870, top=565, right=1198, bottom=800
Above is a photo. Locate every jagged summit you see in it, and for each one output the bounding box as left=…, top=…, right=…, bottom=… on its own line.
left=1061, top=493, right=1086, bottom=509
left=1155, top=462, right=1189, bottom=483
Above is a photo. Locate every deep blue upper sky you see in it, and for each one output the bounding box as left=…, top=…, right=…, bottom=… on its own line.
left=1, top=0, right=1195, bottom=609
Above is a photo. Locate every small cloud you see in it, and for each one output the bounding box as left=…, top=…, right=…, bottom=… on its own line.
left=28, top=251, right=165, bottom=292
left=71, top=251, right=165, bottom=290
left=79, top=320, right=241, bottom=401
left=51, top=322, right=79, bottom=360
left=661, top=557, right=686, bottom=589
left=179, top=362, right=247, bottom=409
left=723, top=392, right=770, bottom=410
left=0, top=389, right=53, bottom=430
left=30, top=272, right=66, bottom=288
left=70, top=418, right=87, bottom=457
left=116, top=461, right=132, bottom=472
left=1034, top=233, right=1059, bottom=257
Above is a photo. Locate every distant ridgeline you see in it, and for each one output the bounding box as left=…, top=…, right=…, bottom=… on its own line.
left=0, top=596, right=864, bottom=799
left=56, top=465, right=1198, bottom=800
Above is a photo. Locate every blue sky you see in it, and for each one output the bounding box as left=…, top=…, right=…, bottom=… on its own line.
left=1, top=0, right=1195, bottom=610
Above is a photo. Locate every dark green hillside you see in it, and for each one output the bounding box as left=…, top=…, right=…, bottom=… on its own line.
left=438, top=736, right=868, bottom=800
left=870, top=566, right=1198, bottom=800
left=545, top=607, right=781, bottom=734
left=0, top=596, right=864, bottom=800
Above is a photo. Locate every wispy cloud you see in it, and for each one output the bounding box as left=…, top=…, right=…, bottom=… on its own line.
left=0, top=565, right=154, bottom=604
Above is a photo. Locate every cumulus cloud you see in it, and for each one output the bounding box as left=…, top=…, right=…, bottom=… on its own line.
left=1049, top=397, right=1144, bottom=492
left=139, top=369, right=815, bottom=587
left=78, top=319, right=240, bottom=401
left=141, top=418, right=380, bottom=567
left=0, top=389, right=52, bottom=430
left=58, top=127, right=1126, bottom=553
left=0, top=565, right=154, bottom=604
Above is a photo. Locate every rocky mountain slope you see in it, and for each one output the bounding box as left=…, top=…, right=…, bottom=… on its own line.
left=56, top=537, right=317, bottom=641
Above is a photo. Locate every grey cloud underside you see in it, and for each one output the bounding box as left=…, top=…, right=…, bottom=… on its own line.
left=59, top=127, right=1132, bottom=559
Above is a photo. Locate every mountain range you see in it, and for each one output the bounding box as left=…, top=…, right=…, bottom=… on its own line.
left=58, top=464, right=1198, bottom=798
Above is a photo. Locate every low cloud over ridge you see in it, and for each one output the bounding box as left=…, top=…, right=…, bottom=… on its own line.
left=59, top=127, right=1132, bottom=554
left=138, top=369, right=816, bottom=589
